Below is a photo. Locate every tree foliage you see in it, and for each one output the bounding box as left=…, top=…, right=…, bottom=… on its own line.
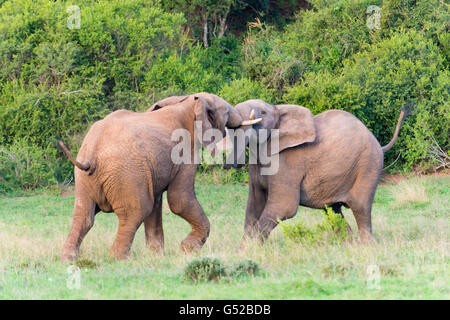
left=0, top=0, right=448, bottom=191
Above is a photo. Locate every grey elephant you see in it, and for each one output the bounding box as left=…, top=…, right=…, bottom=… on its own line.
left=225, top=100, right=410, bottom=243
left=58, top=93, right=258, bottom=261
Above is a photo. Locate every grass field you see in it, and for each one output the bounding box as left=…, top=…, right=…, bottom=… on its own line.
left=0, top=174, right=448, bottom=299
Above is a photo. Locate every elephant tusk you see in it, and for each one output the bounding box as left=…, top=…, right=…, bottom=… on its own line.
left=249, top=109, right=255, bottom=120
left=240, top=118, right=262, bottom=126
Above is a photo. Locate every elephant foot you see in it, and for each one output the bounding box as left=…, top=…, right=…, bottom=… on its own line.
left=180, top=238, right=204, bottom=253
left=359, top=230, right=375, bottom=244
left=147, top=242, right=165, bottom=255
left=109, top=246, right=131, bottom=260
left=239, top=233, right=260, bottom=250
left=110, top=251, right=130, bottom=260
left=239, top=238, right=249, bottom=251
left=61, top=245, right=79, bottom=262
left=61, top=251, right=78, bottom=263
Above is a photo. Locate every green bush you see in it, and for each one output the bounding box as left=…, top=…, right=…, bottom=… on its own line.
left=284, top=31, right=449, bottom=171
left=184, top=257, right=261, bottom=282
left=0, top=0, right=186, bottom=140
left=281, top=0, right=379, bottom=73
left=242, top=22, right=298, bottom=99
left=381, top=0, right=449, bottom=64
left=0, top=0, right=448, bottom=191
left=241, top=0, right=380, bottom=98
left=229, top=259, right=260, bottom=278
left=241, top=0, right=448, bottom=97
left=219, top=77, right=275, bottom=105
left=280, top=206, right=350, bottom=244
left=0, top=139, right=57, bottom=193
left=197, top=166, right=249, bottom=185
left=0, top=0, right=189, bottom=191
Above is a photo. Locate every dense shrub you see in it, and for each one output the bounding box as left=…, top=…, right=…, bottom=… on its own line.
left=0, top=139, right=57, bottom=192
left=143, top=36, right=242, bottom=98
left=184, top=257, right=261, bottom=282
left=184, top=257, right=227, bottom=282
left=241, top=0, right=381, bottom=98
left=381, top=0, right=449, bottom=62
left=284, top=31, right=449, bottom=170
left=229, top=259, right=260, bottom=278
left=0, top=0, right=448, bottom=192
left=0, top=0, right=187, bottom=192
left=280, top=206, right=350, bottom=244
left=219, top=77, right=275, bottom=105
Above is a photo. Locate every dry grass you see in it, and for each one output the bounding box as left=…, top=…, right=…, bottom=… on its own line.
left=391, top=177, right=429, bottom=204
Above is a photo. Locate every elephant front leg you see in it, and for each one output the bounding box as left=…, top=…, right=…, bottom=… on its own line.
left=167, top=168, right=210, bottom=253
left=253, top=186, right=300, bottom=242
left=168, top=196, right=210, bottom=253
left=243, top=182, right=267, bottom=240
left=144, top=194, right=164, bottom=254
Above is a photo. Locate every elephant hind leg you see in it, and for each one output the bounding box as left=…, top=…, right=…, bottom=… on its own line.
left=110, top=193, right=152, bottom=260
left=347, top=169, right=379, bottom=243
left=346, top=197, right=375, bottom=243
left=110, top=207, right=145, bottom=260
left=350, top=203, right=374, bottom=243
left=61, top=190, right=96, bottom=262
left=144, top=194, right=164, bottom=254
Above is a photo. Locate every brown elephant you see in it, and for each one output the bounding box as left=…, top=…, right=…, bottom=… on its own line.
left=58, top=93, right=256, bottom=262
left=224, top=100, right=410, bottom=243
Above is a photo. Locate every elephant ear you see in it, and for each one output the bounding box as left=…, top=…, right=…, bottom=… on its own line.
left=147, top=95, right=188, bottom=112
left=271, top=104, right=316, bottom=155
left=193, top=95, right=215, bottom=147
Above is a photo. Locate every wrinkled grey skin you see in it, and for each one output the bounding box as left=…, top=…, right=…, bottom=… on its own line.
left=59, top=93, right=243, bottom=262
left=226, top=99, right=408, bottom=243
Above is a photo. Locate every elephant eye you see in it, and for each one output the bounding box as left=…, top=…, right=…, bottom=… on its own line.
left=261, top=110, right=267, bottom=115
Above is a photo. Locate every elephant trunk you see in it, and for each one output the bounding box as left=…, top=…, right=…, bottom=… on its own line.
left=226, top=105, right=243, bottom=128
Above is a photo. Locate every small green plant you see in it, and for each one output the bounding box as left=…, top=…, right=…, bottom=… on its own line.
left=75, top=258, right=98, bottom=269
left=229, top=259, right=260, bottom=278
left=321, top=206, right=350, bottom=242
left=279, top=219, right=318, bottom=244
left=184, top=258, right=261, bottom=282
left=279, top=206, right=350, bottom=244
left=184, top=257, right=227, bottom=282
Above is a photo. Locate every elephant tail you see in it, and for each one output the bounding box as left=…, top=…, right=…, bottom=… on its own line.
left=57, top=139, right=90, bottom=171
left=381, top=103, right=413, bottom=153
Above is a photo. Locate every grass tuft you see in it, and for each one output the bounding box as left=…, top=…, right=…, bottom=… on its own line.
left=279, top=206, right=350, bottom=244
left=229, top=259, right=260, bottom=278
left=75, top=258, right=98, bottom=269
left=393, top=178, right=429, bottom=204
left=184, top=257, right=227, bottom=282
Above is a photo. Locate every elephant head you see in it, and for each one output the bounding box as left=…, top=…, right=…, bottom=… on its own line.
left=149, top=93, right=260, bottom=149
left=225, top=99, right=316, bottom=167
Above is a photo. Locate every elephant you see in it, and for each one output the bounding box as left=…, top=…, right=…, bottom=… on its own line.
left=224, top=100, right=410, bottom=243
left=57, top=92, right=259, bottom=262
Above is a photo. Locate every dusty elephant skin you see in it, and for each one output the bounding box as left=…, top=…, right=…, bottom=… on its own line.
left=226, top=100, right=410, bottom=243
left=58, top=93, right=244, bottom=262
